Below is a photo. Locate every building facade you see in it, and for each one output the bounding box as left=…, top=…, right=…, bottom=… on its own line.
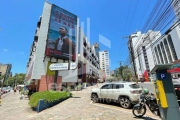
left=128, top=30, right=161, bottom=79
left=99, top=51, right=110, bottom=77
left=151, top=22, right=180, bottom=65
left=25, top=2, right=79, bottom=91
left=78, top=27, right=100, bottom=84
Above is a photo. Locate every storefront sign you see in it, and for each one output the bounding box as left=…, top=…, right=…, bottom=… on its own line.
left=49, top=63, right=68, bottom=70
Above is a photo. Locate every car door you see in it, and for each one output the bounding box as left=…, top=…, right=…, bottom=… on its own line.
left=100, top=84, right=112, bottom=99
left=111, top=84, right=124, bottom=100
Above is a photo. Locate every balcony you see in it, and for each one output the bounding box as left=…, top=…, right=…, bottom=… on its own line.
left=83, top=52, right=87, bottom=58
left=84, top=41, right=87, bottom=47
left=37, top=21, right=41, bottom=28
left=34, top=35, right=38, bottom=42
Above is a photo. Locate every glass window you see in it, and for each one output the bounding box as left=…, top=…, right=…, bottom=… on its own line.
left=157, top=44, right=164, bottom=64
left=167, top=35, right=178, bottom=60
left=160, top=42, right=168, bottom=63
left=129, top=84, right=140, bottom=89
left=101, top=84, right=112, bottom=89
left=113, top=84, right=124, bottom=89
left=155, top=46, right=160, bottom=64
left=164, top=38, right=172, bottom=62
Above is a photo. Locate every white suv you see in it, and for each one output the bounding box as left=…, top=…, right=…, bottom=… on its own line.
left=91, top=82, right=142, bottom=109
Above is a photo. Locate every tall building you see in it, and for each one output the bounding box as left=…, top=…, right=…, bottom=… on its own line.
left=128, top=30, right=161, bottom=79
left=25, top=2, right=79, bottom=91
left=0, top=63, right=12, bottom=81
left=99, top=51, right=110, bottom=77
left=78, top=27, right=100, bottom=84
left=151, top=22, right=180, bottom=65
left=172, top=0, right=180, bottom=20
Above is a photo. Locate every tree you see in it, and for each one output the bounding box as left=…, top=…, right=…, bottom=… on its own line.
left=112, top=74, right=114, bottom=76
left=119, top=65, right=128, bottom=80
left=1, top=73, right=25, bottom=87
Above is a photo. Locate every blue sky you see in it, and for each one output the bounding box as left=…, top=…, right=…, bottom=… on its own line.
left=0, top=0, right=157, bottom=75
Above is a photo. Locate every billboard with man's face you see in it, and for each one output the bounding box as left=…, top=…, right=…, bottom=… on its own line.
left=46, top=4, right=77, bottom=61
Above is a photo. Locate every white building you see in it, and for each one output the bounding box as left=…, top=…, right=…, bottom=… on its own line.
left=172, top=0, right=180, bottom=20
left=25, top=2, right=79, bottom=91
left=151, top=22, right=180, bottom=64
left=78, top=27, right=100, bottom=83
left=128, top=30, right=161, bottom=79
left=99, top=51, right=110, bottom=77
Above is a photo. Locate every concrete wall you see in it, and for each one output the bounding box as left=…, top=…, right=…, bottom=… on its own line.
left=32, top=2, right=51, bottom=79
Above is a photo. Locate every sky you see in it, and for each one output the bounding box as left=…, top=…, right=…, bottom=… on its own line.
left=0, top=0, right=157, bottom=75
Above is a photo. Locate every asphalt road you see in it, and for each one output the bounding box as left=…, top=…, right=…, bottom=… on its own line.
left=138, top=82, right=155, bottom=94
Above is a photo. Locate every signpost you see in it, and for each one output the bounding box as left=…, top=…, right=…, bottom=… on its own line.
left=49, top=63, right=68, bottom=71
left=49, top=62, right=78, bottom=91
left=70, top=62, right=77, bottom=70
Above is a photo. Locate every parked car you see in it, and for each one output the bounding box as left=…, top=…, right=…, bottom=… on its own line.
left=91, top=82, right=142, bottom=109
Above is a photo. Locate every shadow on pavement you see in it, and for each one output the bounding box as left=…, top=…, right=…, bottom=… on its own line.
left=71, top=97, right=81, bottom=98
left=133, top=117, right=159, bottom=120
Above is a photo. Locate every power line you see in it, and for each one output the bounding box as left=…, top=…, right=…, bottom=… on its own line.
left=119, top=0, right=133, bottom=61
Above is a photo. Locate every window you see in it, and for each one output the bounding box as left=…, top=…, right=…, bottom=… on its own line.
left=157, top=44, right=164, bottom=64
left=113, top=84, right=124, bottom=89
left=129, top=84, right=140, bottom=89
left=167, top=35, right=178, bottom=60
left=155, top=47, right=160, bottom=64
left=160, top=42, right=168, bottom=63
left=164, top=38, right=172, bottom=62
left=101, top=84, right=112, bottom=89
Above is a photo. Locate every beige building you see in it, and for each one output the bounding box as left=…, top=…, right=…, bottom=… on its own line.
left=0, top=63, right=8, bottom=76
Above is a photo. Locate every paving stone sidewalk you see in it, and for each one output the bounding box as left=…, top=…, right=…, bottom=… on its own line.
left=0, top=85, right=160, bottom=120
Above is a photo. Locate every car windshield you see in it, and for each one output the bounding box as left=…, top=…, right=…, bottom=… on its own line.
left=129, top=84, right=140, bottom=89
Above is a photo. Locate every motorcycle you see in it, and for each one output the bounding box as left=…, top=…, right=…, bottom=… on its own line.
left=132, top=92, right=160, bottom=118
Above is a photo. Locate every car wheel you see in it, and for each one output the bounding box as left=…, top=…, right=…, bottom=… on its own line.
left=92, top=94, right=99, bottom=103
left=119, top=97, right=131, bottom=109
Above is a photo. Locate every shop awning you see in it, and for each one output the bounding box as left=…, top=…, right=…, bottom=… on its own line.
left=167, top=68, right=180, bottom=73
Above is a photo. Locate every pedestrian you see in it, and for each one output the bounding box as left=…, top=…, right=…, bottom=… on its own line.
left=14, top=87, right=16, bottom=95
left=19, top=87, right=21, bottom=94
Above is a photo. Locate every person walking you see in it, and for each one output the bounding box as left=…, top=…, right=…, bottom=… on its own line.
left=14, top=87, right=16, bottom=95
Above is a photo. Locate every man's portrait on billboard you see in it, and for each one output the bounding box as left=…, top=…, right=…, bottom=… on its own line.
left=45, top=4, right=77, bottom=61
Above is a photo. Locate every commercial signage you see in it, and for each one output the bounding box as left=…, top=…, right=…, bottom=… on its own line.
left=49, top=63, right=68, bottom=71
left=70, top=62, right=77, bottom=69
left=46, top=4, right=77, bottom=61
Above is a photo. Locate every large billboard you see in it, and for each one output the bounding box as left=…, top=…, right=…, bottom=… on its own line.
left=46, top=4, right=77, bottom=61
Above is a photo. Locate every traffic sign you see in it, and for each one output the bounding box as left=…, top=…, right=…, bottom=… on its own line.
left=160, top=73, right=166, bottom=80
left=49, top=63, right=68, bottom=71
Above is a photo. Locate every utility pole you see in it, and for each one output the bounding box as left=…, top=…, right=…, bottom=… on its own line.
left=124, top=35, right=138, bottom=82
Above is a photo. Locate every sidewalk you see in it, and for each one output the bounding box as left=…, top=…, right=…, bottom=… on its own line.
left=0, top=85, right=160, bottom=120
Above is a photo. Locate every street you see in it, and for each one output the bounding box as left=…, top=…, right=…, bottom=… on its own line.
left=138, top=82, right=155, bottom=94
left=0, top=84, right=160, bottom=120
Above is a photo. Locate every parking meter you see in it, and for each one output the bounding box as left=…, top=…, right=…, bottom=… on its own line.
left=151, top=64, right=180, bottom=120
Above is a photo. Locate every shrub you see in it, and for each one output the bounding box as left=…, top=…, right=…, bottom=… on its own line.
left=28, top=91, right=71, bottom=108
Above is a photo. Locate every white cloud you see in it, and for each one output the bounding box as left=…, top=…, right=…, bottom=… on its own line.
left=3, top=49, right=8, bottom=51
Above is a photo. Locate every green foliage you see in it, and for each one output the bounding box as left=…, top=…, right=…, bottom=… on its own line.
left=28, top=91, right=71, bottom=108
left=2, top=73, right=25, bottom=87
left=118, top=65, right=134, bottom=80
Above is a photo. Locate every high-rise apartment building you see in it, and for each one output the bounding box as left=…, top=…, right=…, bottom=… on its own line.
left=99, top=51, right=110, bottom=77
left=128, top=30, right=161, bottom=79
